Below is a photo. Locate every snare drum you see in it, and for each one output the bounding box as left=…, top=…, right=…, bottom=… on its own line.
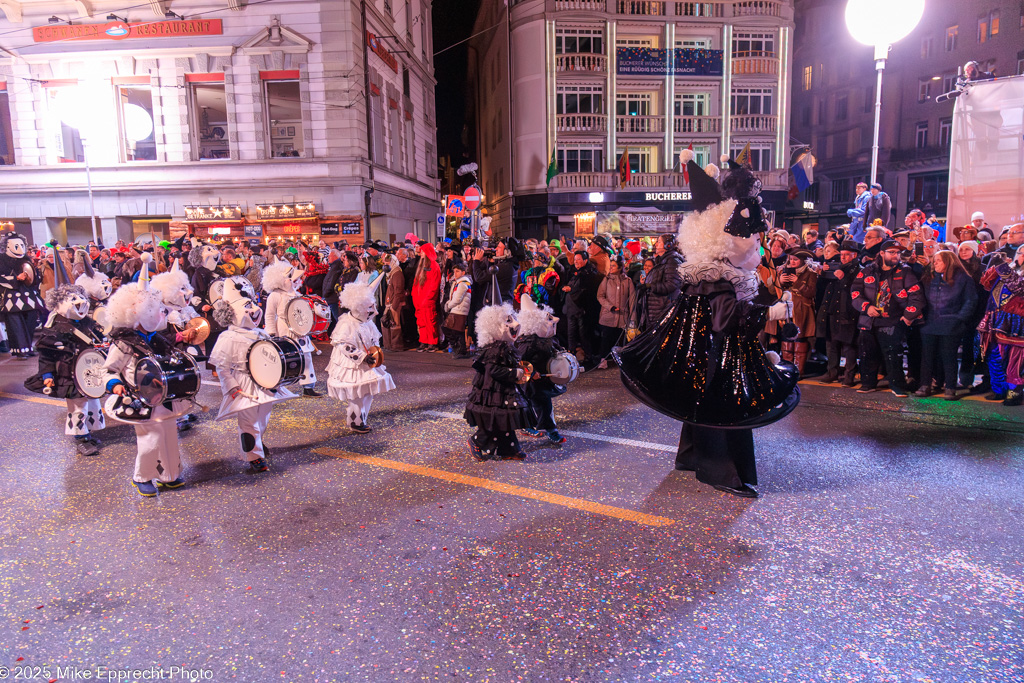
left=133, top=353, right=201, bottom=407
left=305, top=295, right=332, bottom=336
left=73, top=347, right=109, bottom=399
left=546, top=351, right=580, bottom=384
left=247, top=337, right=305, bottom=389
left=285, top=297, right=329, bottom=337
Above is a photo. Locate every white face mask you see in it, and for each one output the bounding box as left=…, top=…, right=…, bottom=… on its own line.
left=538, top=312, right=558, bottom=338
left=169, top=282, right=194, bottom=308
left=232, top=297, right=263, bottom=329
left=58, top=291, right=90, bottom=321
left=137, top=304, right=169, bottom=333
left=6, top=238, right=26, bottom=259
left=202, top=246, right=220, bottom=271
left=498, top=313, right=521, bottom=343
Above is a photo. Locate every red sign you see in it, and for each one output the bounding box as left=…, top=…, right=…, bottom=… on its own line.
left=463, top=186, right=482, bottom=211
left=445, top=196, right=466, bottom=218
left=33, top=19, right=223, bottom=43
left=366, top=31, right=399, bottom=73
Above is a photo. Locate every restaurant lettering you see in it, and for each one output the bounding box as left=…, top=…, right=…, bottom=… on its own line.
left=33, top=19, right=223, bottom=43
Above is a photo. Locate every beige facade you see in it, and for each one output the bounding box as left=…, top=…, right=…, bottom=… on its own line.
left=0, top=0, right=438, bottom=246
left=470, top=0, right=794, bottom=238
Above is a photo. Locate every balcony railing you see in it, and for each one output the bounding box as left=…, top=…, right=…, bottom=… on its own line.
left=553, top=169, right=785, bottom=191
left=752, top=169, right=786, bottom=190
left=731, top=52, right=779, bottom=76
left=556, top=172, right=613, bottom=189
left=555, top=53, right=608, bottom=72
left=555, top=0, right=606, bottom=9
left=732, top=0, right=781, bottom=16
left=615, top=115, right=666, bottom=134
left=616, top=0, right=666, bottom=15
left=675, top=1, right=725, bottom=17
left=556, top=113, right=608, bottom=133
left=673, top=116, right=721, bottom=134
left=731, top=114, right=777, bottom=132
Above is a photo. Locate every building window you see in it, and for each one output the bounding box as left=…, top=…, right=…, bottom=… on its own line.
left=731, top=87, right=772, bottom=115
left=557, top=144, right=604, bottom=173
left=939, top=118, right=952, bottom=147
left=818, top=98, right=826, bottom=124
left=614, top=146, right=653, bottom=174
left=615, top=37, right=654, bottom=48
left=556, top=27, right=604, bottom=54
left=556, top=85, right=604, bottom=114
left=674, top=92, right=709, bottom=117
left=831, top=178, right=850, bottom=204
left=920, top=36, right=933, bottom=59
left=978, top=10, right=999, bottom=42
left=382, top=0, right=392, bottom=15
left=942, top=73, right=956, bottom=93
left=730, top=144, right=771, bottom=171
left=190, top=81, right=229, bottom=161
left=265, top=80, right=303, bottom=157
left=1018, top=58, right=1024, bottom=75
left=731, top=31, right=775, bottom=57
left=616, top=92, right=653, bottom=117
left=425, top=142, right=435, bottom=177
left=118, top=86, right=156, bottom=162
left=836, top=93, right=848, bottom=121
left=945, top=25, right=958, bottom=51
left=918, top=79, right=932, bottom=102
left=402, top=68, right=410, bottom=97
left=802, top=65, right=812, bottom=91
left=0, top=91, right=14, bottom=166
left=908, top=172, right=948, bottom=208
left=674, top=144, right=711, bottom=169
left=675, top=36, right=712, bottom=49
left=864, top=85, right=874, bottom=113
left=800, top=106, right=810, bottom=126
left=915, top=121, right=929, bottom=148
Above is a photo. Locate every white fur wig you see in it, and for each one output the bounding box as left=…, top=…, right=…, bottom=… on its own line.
left=188, top=241, right=220, bottom=271
left=474, top=302, right=519, bottom=348
left=339, top=280, right=377, bottom=321
left=151, top=266, right=193, bottom=309
left=676, top=199, right=761, bottom=272
left=517, top=294, right=558, bottom=338
left=45, top=283, right=90, bottom=318
left=105, top=282, right=164, bottom=330
left=73, top=251, right=112, bottom=301
left=261, top=260, right=302, bottom=293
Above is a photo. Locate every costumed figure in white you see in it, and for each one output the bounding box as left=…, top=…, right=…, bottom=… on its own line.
left=209, top=279, right=296, bottom=471
left=263, top=260, right=320, bottom=396
left=153, top=257, right=206, bottom=431
left=24, top=246, right=107, bottom=456
left=514, top=294, right=570, bottom=445
left=0, top=232, right=45, bottom=358
left=102, top=257, right=199, bottom=497
left=613, top=152, right=798, bottom=498
left=326, top=279, right=395, bottom=433
left=464, top=272, right=530, bottom=461
left=73, top=250, right=113, bottom=335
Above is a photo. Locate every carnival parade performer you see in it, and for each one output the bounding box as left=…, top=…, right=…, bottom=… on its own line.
left=208, top=279, right=297, bottom=471
left=24, top=246, right=107, bottom=456
left=102, top=257, right=199, bottom=497
left=73, top=249, right=113, bottom=332
left=465, top=271, right=530, bottom=461
left=514, top=294, right=569, bottom=445
left=263, top=260, right=320, bottom=397
left=326, top=279, right=395, bottom=433
left=979, top=245, right=1024, bottom=405
left=614, top=152, right=798, bottom=498
left=0, top=232, right=45, bottom=358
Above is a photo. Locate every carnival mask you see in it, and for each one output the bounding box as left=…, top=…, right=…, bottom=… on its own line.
left=57, top=289, right=91, bottom=321
left=137, top=303, right=169, bottom=333
left=6, top=237, right=26, bottom=259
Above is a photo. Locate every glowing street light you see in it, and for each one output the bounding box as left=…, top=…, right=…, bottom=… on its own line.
left=844, top=0, right=925, bottom=185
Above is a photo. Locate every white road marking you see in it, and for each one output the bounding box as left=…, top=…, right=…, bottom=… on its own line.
left=202, top=380, right=221, bottom=387
left=423, top=410, right=676, bottom=453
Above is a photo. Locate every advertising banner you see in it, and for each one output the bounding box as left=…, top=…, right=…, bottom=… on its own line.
left=616, top=48, right=723, bottom=76
left=586, top=211, right=685, bottom=237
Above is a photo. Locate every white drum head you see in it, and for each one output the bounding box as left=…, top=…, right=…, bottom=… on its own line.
left=547, top=352, right=580, bottom=384
left=209, top=278, right=226, bottom=304
left=286, top=297, right=315, bottom=336
left=248, top=339, right=285, bottom=389
left=73, top=347, right=109, bottom=398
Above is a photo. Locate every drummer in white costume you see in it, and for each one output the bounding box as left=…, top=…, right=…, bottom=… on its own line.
left=151, top=258, right=201, bottom=328
left=73, top=249, right=113, bottom=333
left=101, top=256, right=198, bottom=497
left=208, top=280, right=297, bottom=472
left=262, top=260, right=321, bottom=397
left=326, top=279, right=395, bottom=433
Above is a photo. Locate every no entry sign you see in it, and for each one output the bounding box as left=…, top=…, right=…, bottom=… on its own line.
left=463, top=186, right=482, bottom=211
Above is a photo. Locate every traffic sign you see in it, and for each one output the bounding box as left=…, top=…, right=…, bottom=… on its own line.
left=445, top=195, right=466, bottom=217
left=463, top=185, right=482, bottom=211
left=436, top=213, right=445, bottom=226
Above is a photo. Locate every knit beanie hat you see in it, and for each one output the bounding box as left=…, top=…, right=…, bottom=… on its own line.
left=959, top=240, right=979, bottom=256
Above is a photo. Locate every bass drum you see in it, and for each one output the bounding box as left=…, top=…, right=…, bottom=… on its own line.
left=285, top=297, right=318, bottom=337
left=209, top=276, right=257, bottom=305
left=304, top=295, right=332, bottom=336
left=73, top=347, right=109, bottom=399
left=133, top=353, right=201, bottom=407
left=547, top=351, right=580, bottom=384
left=247, top=337, right=305, bottom=390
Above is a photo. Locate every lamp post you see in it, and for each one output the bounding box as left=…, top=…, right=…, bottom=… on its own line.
left=844, top=0, right=925, bottom=186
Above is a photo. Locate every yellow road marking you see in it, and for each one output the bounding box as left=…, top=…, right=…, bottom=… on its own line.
left=0, top=391, right=66, bottom=407
left=313, top=447, right=676, bottom=527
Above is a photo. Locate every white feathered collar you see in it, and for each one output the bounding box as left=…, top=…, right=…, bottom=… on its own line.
left=678, top=260, right=759, bottom=302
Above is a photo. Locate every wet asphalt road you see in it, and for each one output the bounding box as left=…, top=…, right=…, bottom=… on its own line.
left=0, top=344, right=1021, bottom=682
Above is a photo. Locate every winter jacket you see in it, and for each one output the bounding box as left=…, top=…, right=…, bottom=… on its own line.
left=846, top=190, right=871, bottom=240
left=866, top=192, right=893, bottom=230
left=815, top=258, right=860, bottom=344
left=597, top=271, right=635, bottom=328
left=920, top=271, right=977, bottom=336
left=641, top=249, right=683, bottom=327
left=321, top=259, right=344, bottom=305
left=444, top=275, right=473, bottom=316
left=564, top=262, right=602, bottom=318
left=779, top=264, right=818, bottom=339
left=850, top=261, right=924, bottom=329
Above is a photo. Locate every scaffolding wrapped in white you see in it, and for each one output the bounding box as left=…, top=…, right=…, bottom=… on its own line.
left=947, top=75, right=1024, bottom=228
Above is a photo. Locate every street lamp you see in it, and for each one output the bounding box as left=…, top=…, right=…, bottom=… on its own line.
left=844, top=0, right=925, bottom=186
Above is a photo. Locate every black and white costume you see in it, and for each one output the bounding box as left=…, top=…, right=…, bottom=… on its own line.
left=74, top=250, right=113, bottom=333
left=0, top=233, right=44, bottom=357
left=208, top=279, right=296, bottom=471
left=514, top=295, right=568, bottom=445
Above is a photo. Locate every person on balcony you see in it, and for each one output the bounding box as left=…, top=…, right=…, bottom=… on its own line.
left=846, top=182, right=870, bottom=241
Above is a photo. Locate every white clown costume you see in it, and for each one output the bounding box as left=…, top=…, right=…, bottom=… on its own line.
left=326, top=279, right=395, bottom=433
left=73, top=250, right=113, bottom=334
left=208, top=279, right=296, bottom=471
left=263, top=260, right=318, bottom=395
left=101, top=257, right=191, bottom=496
left=151, top=258, right=200, bottom=328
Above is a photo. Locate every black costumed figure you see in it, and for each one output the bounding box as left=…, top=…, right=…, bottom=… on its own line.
left=24, top=246, right=107, bottom=456
left=514, top=293, right=576, bottom=445
left=613, top=152, right=799, bottom=498
left=465, top=270, right=531, bottom=461
left=0, top=232, right=45, bottom=358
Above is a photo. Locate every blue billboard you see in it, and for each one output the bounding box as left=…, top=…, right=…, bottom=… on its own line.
left=616, top=48, right=723, bottom=77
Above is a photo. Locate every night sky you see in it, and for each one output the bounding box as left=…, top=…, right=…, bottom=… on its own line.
left=432, top=0, right=481, bottom=167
